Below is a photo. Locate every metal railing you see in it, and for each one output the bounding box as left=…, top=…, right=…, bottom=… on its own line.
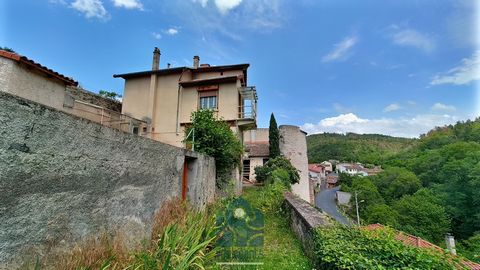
left=238, top=86, right=257, bottom=120
left=65, top=99, right=147, bottom=134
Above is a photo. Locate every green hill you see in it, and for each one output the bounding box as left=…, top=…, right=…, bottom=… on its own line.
left=307, top=133, right=416, bottom=165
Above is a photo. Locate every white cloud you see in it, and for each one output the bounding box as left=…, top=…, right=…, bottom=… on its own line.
left=71, top=0, right=108, bottom=19
left=322, top=36, right=358, bottom=63
left=391, top=28, right=435, bottom=53
left=165, top=28, right=179, bottom=35
left=152, top=32, right=161, bottom=39
left=431, top=103, right=456, bottom=112
left=214, top=0, right=243, bottom=14
left=193, top=0, right=243, bottom=14
left=430, top=51, right=480, bottom=85
left=302, top=113, right=461, bottom=138
left=384, top=103, right=401, bottom=112
left=112, top=0, right=143, bottom=10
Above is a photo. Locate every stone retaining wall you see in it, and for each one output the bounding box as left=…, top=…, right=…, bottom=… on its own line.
left=284, top=192, right=332, bottom=258
left=0, top=91, right=216, bottom=267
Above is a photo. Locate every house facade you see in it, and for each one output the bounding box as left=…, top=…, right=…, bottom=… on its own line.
left=243, top=128, right=269, bottom=182
left=337, top=163, right=368, bottom=176
left=114, top=48, right=257, bottom=148
left=0, top=49, right=144, bottom=133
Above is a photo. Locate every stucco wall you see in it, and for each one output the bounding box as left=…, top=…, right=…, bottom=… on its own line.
left=0, top=91, right=216, bottom=267
left=0, top=57, right=66, bottom=111
left=279, top=125, right=311, bottom=203
left=249, top=157, right=264, bottom=181
left=243, top=128, right=269, bottom=143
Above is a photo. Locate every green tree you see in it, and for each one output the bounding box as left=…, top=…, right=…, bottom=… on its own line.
left=254, top=156, right=299, bottom=185
left=364, top=204, right=399, bottom=227
left=184, top=110, right=243, bottom=187
left=269, top=113, right=280, bottom=158
left=342, top=177, right=384, bottom=213
left=459, top=233, right=480, bottom=263
left=372, top=167, right=421, bottom=203
left=98, top=90, right=122, bottom=100
left=393, top=188, right=450, bottom=243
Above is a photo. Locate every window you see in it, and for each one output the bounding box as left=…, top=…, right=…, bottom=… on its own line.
left=132, top=126, right=139, bottom=135
left=198, top=90, right=218, bottom=109
left=200, top=96, right=217, bottom=109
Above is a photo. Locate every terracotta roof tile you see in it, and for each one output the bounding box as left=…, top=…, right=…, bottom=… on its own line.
left=364, top=223, right=480, bottom=269
left=245, top=142, right=269, bottom=157
left=0, top=50, right=78, bottom=86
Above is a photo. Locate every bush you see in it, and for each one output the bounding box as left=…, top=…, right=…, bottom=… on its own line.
left=313, top=226, right=459, bottom=269
left=254, top=156, right=299, bottom=185
left=185, top=110, right=243, bottom=187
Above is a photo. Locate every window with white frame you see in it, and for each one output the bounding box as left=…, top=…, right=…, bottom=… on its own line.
left=198, top=90, right=218, bottom=109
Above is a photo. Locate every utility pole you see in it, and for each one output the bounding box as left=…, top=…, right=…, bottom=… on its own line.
left=355, top=191, right=360, bottom=226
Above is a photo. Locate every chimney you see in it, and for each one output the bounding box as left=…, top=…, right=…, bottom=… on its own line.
left=445, top=234, right=457, bottom=255
left=193, top=55, right=200, bottom=69
left=152, top=47, right=161, bottom=70
left=167, top=63, right=171, bottom=68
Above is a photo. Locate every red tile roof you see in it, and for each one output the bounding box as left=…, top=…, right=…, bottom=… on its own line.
left=245, top=141, right=269, bottom=157
left=365, top=224, right=480, bottom=270
left=308, top=164, right=325, bottom=173
left=0, top=50, right=78, bottom=86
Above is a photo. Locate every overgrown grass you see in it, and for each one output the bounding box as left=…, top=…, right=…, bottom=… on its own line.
left=32, top=198, right=220, bottom=270
left=242, top=186, right=312, bottom=269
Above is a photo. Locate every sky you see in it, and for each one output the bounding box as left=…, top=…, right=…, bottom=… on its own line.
left=1, top=0, right=479, bottom=138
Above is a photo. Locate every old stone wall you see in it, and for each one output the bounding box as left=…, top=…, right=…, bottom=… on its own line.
left=284, top=192, right=332, bottom=259
left=279, top=125, right=312, bottom=203
left=65, top=86, right=122, bottom=112
left=0, top=91, right=215, bottom=267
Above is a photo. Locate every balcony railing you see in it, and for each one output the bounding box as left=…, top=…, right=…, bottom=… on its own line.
left=238, top=86, right=257, bottom=120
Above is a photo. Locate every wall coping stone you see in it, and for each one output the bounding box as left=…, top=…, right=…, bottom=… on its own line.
left=284, top=192, right=332, bottom=229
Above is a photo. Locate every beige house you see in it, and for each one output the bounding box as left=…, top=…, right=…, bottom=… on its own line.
left=243, top=128, right=270, bottom=182
left=0, top=49, right=144, bottom=133
left=114, top=48, right=257, bottom=148
left=243, top=126, right=313, bottom=203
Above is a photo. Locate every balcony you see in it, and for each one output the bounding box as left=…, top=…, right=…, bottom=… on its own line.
left=238, top=86, right=257, bottom=130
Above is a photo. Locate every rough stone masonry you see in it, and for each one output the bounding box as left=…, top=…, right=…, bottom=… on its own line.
left=0, top=91, right=216, bottom=267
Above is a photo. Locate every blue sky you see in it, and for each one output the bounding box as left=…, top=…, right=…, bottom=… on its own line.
left=1, top=0, right=479, bottom=137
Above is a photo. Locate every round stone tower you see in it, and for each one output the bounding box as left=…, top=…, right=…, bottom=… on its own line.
left=279, top=125, right=311, bottom=203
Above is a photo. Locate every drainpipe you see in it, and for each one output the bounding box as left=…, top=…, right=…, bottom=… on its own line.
left=176, top=68, right=187, bottom=135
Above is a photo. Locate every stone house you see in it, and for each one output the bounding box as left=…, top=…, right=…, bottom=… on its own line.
left=243, top=126, right=313, bottom=203
left=114, top=48, right=257, bottom=148
left=0, top=49, right=145, bottom=133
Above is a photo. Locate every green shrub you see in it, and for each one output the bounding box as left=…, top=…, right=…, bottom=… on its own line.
left=254, top=156, right=299, bottom=185
left=313, top=226, right=459, bottom=269
left=185, top=110, right=243, bottom=187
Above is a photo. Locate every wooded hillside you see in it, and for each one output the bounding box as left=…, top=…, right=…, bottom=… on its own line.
left=307, top=133, right=415, bottom=165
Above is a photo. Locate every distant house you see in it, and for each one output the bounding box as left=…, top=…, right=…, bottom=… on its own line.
left=309, top=163, right=326, bottom=179
left=337, top=163, right=368, bottom=176
left=0, top=49, right=144, bottom=133
left=365, top=166, right=382, bottom=176
left=321, top=161, right=333, bottom=173
left=326, top=172, right=339, bottom=188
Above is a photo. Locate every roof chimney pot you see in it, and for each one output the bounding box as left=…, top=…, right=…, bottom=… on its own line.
left=152, top=47, right=161, bottom=71
left=193, top=55, right=200, bottom=69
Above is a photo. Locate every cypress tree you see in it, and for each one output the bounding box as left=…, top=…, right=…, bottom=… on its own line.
left=269, top=113, right=280, bottom=158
